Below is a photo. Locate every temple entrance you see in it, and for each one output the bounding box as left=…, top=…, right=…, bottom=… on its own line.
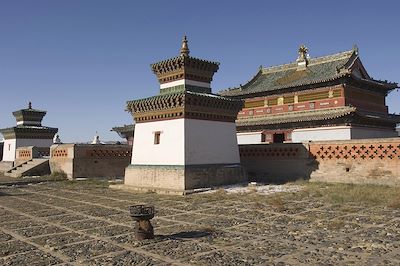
left=273, top=133, right=285, bottom=143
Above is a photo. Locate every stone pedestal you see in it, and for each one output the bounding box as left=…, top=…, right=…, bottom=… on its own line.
left=122, top=164, right=246, bottom=195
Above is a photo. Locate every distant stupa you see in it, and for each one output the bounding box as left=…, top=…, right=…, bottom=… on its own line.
left=91, top=133, right=102, bottom=144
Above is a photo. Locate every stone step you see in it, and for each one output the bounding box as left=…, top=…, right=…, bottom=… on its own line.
left=4, top=159, right=50, bottom=178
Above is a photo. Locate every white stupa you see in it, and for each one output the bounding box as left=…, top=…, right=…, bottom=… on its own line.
left=91, top=133, right=102, bottom=144
left=53, top=134, right=62, bottom=144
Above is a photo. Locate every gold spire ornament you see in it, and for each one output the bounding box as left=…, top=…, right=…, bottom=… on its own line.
left=297, top=45, right=308, bottom=61
left=296, top=44, right=309, bottom=69
left=180, top=35, right=190, bottom=56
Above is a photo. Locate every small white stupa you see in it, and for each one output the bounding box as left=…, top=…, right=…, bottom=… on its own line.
left=91, top=133, right=102, bottom=144
left=53, top=134, right=62, bottom=144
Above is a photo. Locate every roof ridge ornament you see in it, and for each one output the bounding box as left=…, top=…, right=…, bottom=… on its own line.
left=28, top=101, right=32, bottom=109
left=352, top=44, right=359, bottom=55
left=296, top=44, right=309, bottom=70
left=180, top=35, right=190, bottom=57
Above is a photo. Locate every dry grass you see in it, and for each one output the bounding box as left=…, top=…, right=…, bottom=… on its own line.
left=48, top=171, right=68, bottom=180
left=299, top=182, right=400, bottom=208
left=267, top=195, right=286, bottom=211
left=325, top=219, right=345, bottom=230
left=387, top=195, right=400, bottom=209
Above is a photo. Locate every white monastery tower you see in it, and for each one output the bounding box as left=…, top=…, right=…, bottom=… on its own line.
left=123, top=36, right=246, bottom=194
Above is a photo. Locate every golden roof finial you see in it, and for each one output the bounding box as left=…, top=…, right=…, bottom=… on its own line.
left=180, top=35, right=190, bottom=56
left=298, top=45, right=308, bottom=61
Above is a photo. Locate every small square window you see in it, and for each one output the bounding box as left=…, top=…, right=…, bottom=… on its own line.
left=154, top=131, right=161, bottom=145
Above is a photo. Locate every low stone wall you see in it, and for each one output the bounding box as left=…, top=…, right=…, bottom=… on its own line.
left=239, top=143, right=317, bottom=183
left=50, top=144, right=132, bottom=179
left=308, top=138, right=400, bottom=186
left=239, top=138, right=400, bottom=186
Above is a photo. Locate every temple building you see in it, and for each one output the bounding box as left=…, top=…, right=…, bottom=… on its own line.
left=221, top=46, right=400, bottom=143
left=111, top=124, right=135, bottom=145
left=122, top=36, right=246, bottom=194
left=0, top=103, right=58, bottom=162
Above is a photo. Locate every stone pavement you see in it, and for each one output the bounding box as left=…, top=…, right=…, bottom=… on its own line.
left=0, top=180, right=399, bottom=265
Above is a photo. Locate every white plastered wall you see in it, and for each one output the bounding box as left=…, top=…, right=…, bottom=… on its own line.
left=2, top=139, right=17, bottom=161
left=2, top=138, right=53, bottom=162
left=131, top=118, right=240, bottom=166
left=131, top=119, right=185, bottom=165
left=292, top=126, right=352, bottom=142
left=185, top=119, right=240, bottom=165
left=160, top=79, right=211, bottom=89
left=237, top=132, right=263, bottom=144
left=292, top=126, right=398, bottom=143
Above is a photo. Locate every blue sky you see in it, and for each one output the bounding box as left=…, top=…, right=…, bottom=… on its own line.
left=0, top=0, right=399, bottom=142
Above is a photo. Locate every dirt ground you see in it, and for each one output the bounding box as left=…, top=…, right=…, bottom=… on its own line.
left=0, top=179, right=399, bottom=265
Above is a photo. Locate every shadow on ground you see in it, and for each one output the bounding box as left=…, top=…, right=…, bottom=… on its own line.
left=163, top=230, right=212, bottom=240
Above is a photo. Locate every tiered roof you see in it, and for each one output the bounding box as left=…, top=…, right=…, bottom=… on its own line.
left=126, top=36, right=243, bottom=124
left=0, top=103, right=58, bottom=140
left=12, top=102, right=47, bottom=126
left=150, top=36, right=220, bottom=86
left=221, top=46, right=398, bottom=97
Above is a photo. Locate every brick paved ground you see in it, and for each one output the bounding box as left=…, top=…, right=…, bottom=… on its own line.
left=0, top=180, right=399, bottom=265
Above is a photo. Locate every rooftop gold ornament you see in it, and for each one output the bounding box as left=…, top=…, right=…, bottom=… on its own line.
left=297, top=45, right=309, bottom=61
left=180, top=35, right=190, bottom=56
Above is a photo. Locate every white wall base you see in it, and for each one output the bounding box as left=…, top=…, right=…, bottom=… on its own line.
left=292, top=126, right=398, bottom=143
left=2, top=139, right=16, bottom=162
left=292, top=126, right=351, bottom=142
left=237, top=132, right=263, bottom=145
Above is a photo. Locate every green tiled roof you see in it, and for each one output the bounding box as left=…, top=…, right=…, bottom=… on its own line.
left=127, top=91, right=239, bottom=107
left=111, top=124, right=135, bottom=134
left=221, top=48, right=397, bottom=97
left=127, top=92, right=185, bottom=108
left=151, top=55, right=219, bottom=72
left=236, top=106, right=357, bottom=126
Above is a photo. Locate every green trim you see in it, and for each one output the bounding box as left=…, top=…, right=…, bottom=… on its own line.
left=127, top=164, right=185, bottom=169
left=128, top=163, right=241, bottom=169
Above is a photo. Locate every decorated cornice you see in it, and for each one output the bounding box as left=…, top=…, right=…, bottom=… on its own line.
left=236, top=106, right=398, bottom=131
left=127, top=91, right=243, bottom=123
left=0, top=126, right=58, bottom=140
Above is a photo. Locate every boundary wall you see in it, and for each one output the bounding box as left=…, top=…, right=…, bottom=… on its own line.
left=239, top=138, right=400, bottom=186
